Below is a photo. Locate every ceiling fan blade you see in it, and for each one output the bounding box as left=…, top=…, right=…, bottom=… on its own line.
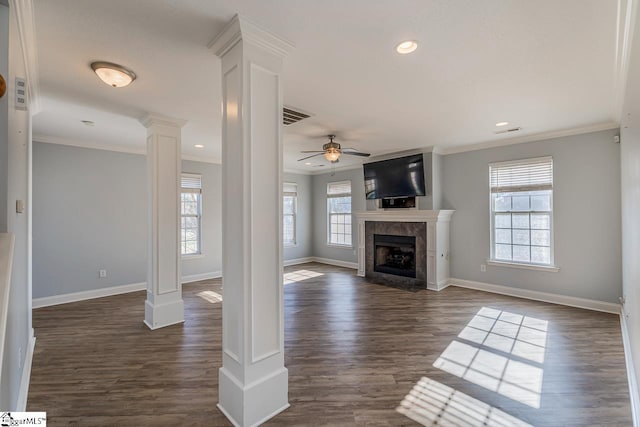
left=341, top=148, right=371, bottom=157
left=300, top=150, right=325, bottom=153
left=298, top=153, right=325, bottom=161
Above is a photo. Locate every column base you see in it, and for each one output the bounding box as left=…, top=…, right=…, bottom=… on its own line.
left=143, top=298, right=184, bottom=330
left=218, top=366, right=289, bottom=427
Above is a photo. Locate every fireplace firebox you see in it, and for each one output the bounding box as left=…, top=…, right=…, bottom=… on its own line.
left=374, top=234, right=417, bottom=278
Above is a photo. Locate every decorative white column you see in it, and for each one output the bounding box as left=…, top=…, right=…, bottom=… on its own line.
left=210, top=15, right=293, bottom=426
left=140, top=113, right=186, bottom=330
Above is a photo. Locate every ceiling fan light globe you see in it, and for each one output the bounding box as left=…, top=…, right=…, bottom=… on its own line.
left=324, top=148, right=340, bottom=162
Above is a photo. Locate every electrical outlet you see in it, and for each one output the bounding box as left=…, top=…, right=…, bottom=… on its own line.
left=480, top=264, right=486, bottom=272
left=99, top=269, right=107, bottom=278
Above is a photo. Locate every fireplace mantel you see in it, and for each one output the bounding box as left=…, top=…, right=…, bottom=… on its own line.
left=354, top=210, right=454, bottom=223
left=354, top=210, right=455, bottom=290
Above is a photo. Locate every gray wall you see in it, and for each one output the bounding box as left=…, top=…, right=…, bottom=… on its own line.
left=620, top=2, right=640, bottom=403
left=283, top=172, right=313, bottom=261
left=32, top=143, right=312, bottom=299
left=32, top=143, right=224, bottom=298
left=1, top=1, right=32, bottom=410
left=442, top=129, right=621, bottom=303
left=312, top=168, right=365, bottom=264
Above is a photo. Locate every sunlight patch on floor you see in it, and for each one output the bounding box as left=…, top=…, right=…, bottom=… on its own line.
left=284, top=269, right=324, bottom=285
left=397, top=377, right=532, bottom=427
left=197, top=290, right=222, bottom=304
left=433, top=307, right=548, bottom=408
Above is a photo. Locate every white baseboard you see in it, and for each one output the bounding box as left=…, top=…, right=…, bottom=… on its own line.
left=283, top=257, right=314, bottom=267
left=33, top=272, right=221, bottom=309
left=428, top=279, right=451, bottom=291
left=182, top=271, right=221, bottom=284
left=311, top=257, right=358, bottom=270
left=448, top=278, right=621, bottom=314
left=33, top=282, right=147, bottom=309
left=16, top=334, right=35, bottom=411
left=621, top=311, right=640, bottom=427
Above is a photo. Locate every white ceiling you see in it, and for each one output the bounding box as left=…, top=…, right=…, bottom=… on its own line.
left=32, top=0, right=622, bottom=173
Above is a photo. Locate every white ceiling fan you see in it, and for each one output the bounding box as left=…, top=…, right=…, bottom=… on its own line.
left=298, top=135, right=370, bottom=163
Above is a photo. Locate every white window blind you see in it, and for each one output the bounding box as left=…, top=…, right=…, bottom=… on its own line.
left=181, top=173, right=202, bottom=255
left=181, top=174, right=202, bottom=193
left=283, top=183, right=297, bottom=246
left=327, top=181, right=352, bottom=246
left=283, top=182, right=297, bottom=196
left=327, top=181, right=351, bottom=196
left=490, top=157, right=553, bottom=193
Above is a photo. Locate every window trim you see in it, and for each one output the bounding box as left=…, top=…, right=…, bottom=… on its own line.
left=326, top=180, right=353, bottom=248
left=488, top=158, right=556, bottom=268
left=181, top=173, right=203, bottom=257
left=283, top=182, right=297, bottom=247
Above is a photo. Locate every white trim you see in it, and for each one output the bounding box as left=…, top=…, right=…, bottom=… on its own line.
left=311, top=257, right=358, bottom=270
left=621, top=310, right=640, bottom=427
left=182, top=254, right=206, bottom=260
left=283, top=257, right=314, bottom=267
left=16, top=334, right=35, bottom=411
left=487, top=260, right=560, bottom=272
left=34, top=134, right=221, bottom=164
left=33, top=282, right=147, bottom=308
left=182, top=271, right=222, bottom=283
left=614, top=0, right=638, bottom=121
left=33, top=272, right=222, bottom=308
left=449, top=278, right=620, bottom=314
left=9, top=0, right=40, bottom=114
left=439, top=122, right=619, bottom=155
left=427, top=279, right=451, bottom=292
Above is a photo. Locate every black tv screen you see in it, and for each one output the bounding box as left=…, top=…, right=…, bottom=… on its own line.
left=363, top=154, right=426, bottom=200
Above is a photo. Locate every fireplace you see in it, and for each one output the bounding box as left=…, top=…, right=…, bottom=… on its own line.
left=374, top=234, right=416, bottom=278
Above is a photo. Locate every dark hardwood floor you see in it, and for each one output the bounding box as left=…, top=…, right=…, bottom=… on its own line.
left=29, top=263, right=631, bottom=426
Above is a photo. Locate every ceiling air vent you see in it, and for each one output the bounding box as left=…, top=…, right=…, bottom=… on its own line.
left=494, top=126, right=522, bottom=135
left=283, top=106, right=311, bottom=126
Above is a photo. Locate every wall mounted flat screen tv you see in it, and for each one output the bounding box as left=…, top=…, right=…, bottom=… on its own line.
left=363, top=154, right=426, bottom=200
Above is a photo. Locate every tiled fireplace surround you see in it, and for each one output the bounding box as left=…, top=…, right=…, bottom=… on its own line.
left=355, top=210, right=455, bottom=291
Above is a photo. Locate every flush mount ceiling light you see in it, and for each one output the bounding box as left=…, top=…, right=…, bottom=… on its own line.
left=91, top=61, right=136, bottom=88
left=194, top=144, right=205, bottom=149
left=304, top=162, right=311, bottom=165
left=495, top=121, right=509, bottom=127
left=396, top=40, right=418, bottom=54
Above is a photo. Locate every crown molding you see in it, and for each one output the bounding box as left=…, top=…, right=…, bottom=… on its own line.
left=209, top=14, right=294, bottom=58
left=438, top=122, right=620, bottom=155
left=139, top=113, right=187, bottom=129
left=9, top=0, right=40, bottom=114
left=614, top=0, right=639, bottom=121
left=33, top=134, right=220, bottom=164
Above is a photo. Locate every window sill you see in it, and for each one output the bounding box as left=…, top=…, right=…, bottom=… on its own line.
left=284, top=243, right=298, bottom=248
left=327, top=243, right=353, bottom=249
left=183, top=254, right=205, bottom=260
left=487, top=260, right=559, bottom=272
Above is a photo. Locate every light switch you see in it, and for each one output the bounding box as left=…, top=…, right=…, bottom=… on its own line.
left=16, top=200, right=24, bottom=214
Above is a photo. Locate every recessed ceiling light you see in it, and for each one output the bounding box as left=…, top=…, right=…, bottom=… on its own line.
left=304, top=162, right=311, bottom=165
left=194, top=144, right=204, bottom=149
left=91, top=61, right=136, bottom=88
left=81, top=120, right=95, bottom=127
left=396, top=40, right=418, bottom=54
left=495, top=121, right=509, bottom=127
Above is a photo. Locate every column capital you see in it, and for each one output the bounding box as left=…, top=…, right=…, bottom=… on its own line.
left=139, top=113, right=187, bottom=129
left=208, top=14, right=295, bottom=59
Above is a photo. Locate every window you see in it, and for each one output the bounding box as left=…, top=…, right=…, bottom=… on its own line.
left=327, top=181, right=352, bottom=246
left=283, top=182, right=297, bottom=246
left=181, top=173, right=202, bottom=256
left=490, top=157, right=553, bottom=266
